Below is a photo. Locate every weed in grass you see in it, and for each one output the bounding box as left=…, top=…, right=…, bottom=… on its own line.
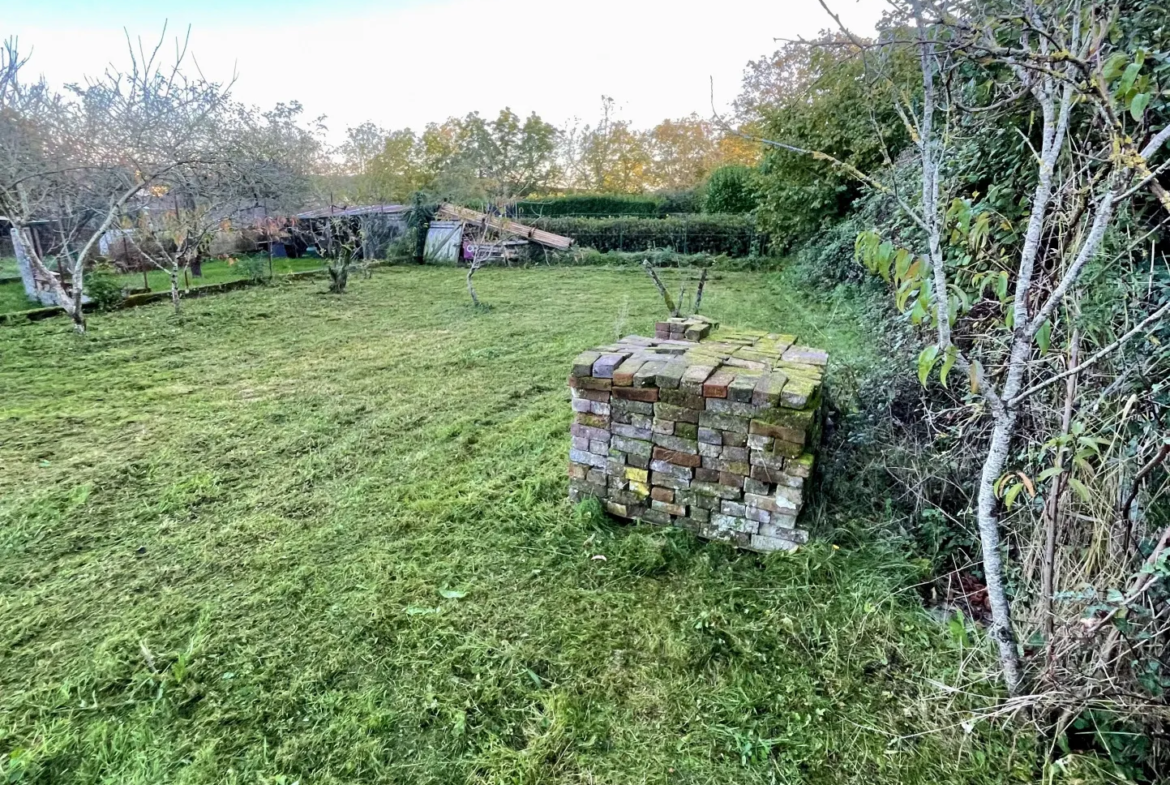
left=0, top=266, right=1035, bottom=783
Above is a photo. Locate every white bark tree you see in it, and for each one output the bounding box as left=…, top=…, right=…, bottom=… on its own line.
left=728, top=1, right=1170, bottom=693
left=0, top=28, right=233, bottom=332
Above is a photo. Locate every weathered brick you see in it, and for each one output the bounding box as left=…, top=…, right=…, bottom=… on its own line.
left=680, top=364, right=716, bottom=395
left=612, top=397, right=654, bottom=415
left=744, top=478, right=769, bottom=495
left=747, top=433, right=774, bottom=451
left=572, top=351, right=602, bottom=377
left=744, top=492, right=780, bottom=513
left=702, top=368, right=736, bottom=398
left=571, top=423, right=610, bottom=442
left=694, top=467, right=720, bottom=483
left=653, top=446, right=702, bottom=468
left=612, top=387, right=659, bottom=402
left=627, top=453, right=650, bottom=470
left=651, top=499, right=686, bottom=517
left=640, top=507, right=672, bottom=525
left=652, top=433, right=699, bottom=454
left=749, top=450, right=786, bottom=472
left=628, top=413, right=653, bottom=429
left=673, top=422, right=698, bottom=441
left=722, top=445, right=749, bottom=462
left=612, top=435, right=652, bottom=457
left=633, top=361, right=666, bottom=388
left=572, top=387, right=610, bottom=403
left=718, top=471, right=745, bottom=489
left=655, top=361, right=687, bottom=390
left=624, top=466, right=649, bottom=484
left=749, top=534, right=799, bottom=552
left=611, top=357, right=644, bottom=386
left=709, top=514, right=758, bottom=535
left=787, top=453, right=815, bottom=478
left=721, top=500, right=747, bottom=517
left=655, top=402, right=700, bottom=423
left=691, top=481, right=743, bottom=500
left=702, top=456, right=750, bottom=476
left=568, top=462, right=588, bottom=480
left=650, top=471, right=691, bottom=490
left=722, top=431, right=748, bottom=448
left=592, top=352, right=630, bottom=379
left=751, top=371, right=788, bottom=406
left=612, top=423, right=653, bottom=440
left=649, top=459, right=692, bottom=480
left=652, top=418, right=674, bottom=435
left=570, top=449, right=607, bottom=469
left=748, top=419, right=807, bottom=446
left=728, top=374, right=761, bottom=403
left=659, top=390, right=704, bottom=408
left=698, top=441, right=722, bottom=458
left=698, top=427, right=722, bottom=445
left=573, top=412, right=610, bottom=430
left=588, top=439, right=609, bottom=455
left=698, top=411, right=750, bottom=434
left=650, top=486, right=674, bottom=503
left=705, top=397, right=761, bottom=417
left=571, top=376, right=612, bottom=391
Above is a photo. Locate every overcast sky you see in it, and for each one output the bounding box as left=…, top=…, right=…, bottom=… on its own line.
left=8, top=0, right=886, bottom=142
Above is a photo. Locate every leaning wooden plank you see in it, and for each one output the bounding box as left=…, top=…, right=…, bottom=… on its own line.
left=436, top=203, right=574, bottom=251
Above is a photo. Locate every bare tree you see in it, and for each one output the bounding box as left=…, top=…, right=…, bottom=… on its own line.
left=721, top=1, right=1170, bottom=693
left=0, top=28, right=233, bottom=332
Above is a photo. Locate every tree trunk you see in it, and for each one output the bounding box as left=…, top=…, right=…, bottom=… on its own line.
left=466, top=264, right=480, bottom=307
left=169, top=268, right=182, bottom=314
left=976, top=414, right=1023, bottom=693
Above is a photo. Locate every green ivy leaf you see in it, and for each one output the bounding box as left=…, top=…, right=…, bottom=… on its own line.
left=1068, top=477, right=1092, bottom=504
left=1005, top=482, right=1025, bottom=509
left=917, top=345, right=940, bottom=387
left=1036, top=320, right=1052, bottom=355
left=996, top=270, right=1009, bottom=301
left=1102, top=52, right=1128, bottom=81
left=939, top=345, right=957, bottom=388
left=1119, top=62, right=1141, bottom=94
left=1130, top=92, right=1150, bottom=122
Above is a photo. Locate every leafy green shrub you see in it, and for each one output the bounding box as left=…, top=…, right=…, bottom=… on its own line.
left=510, top=191, right=703, bottom=218
left=704, top=165, right=757, bottom=214
left=529, top=214, right=764, bottom=256
left=235, top=256, right=270, bottom=283
left=83, top=263, right=125, bottom=311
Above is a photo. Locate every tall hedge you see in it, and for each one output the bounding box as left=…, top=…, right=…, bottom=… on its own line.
left=528, top=214, right=764, bottom=257
left=510, top=192, right=702, bottom=218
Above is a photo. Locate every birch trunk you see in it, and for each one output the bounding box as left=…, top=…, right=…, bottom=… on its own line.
left=169, top=267, right=181, bottom=314
left=976, top=414, right=1023, bottom=694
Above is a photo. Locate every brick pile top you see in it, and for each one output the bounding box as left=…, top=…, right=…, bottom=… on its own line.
left=573, top=317, right=827, bottom=411
left=568, top=316, right=829, bottom=553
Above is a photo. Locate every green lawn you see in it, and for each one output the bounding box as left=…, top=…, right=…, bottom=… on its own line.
left=0, top=266, right=1033, bottom=784
left=0, top=255, right=326, bottom=315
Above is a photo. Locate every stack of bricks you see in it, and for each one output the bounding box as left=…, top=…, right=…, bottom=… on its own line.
left=568, top=316, right=828, bottom=553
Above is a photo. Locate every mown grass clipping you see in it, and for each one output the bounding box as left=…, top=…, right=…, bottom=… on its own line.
left=0, top=266, right=1034, bottom=784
